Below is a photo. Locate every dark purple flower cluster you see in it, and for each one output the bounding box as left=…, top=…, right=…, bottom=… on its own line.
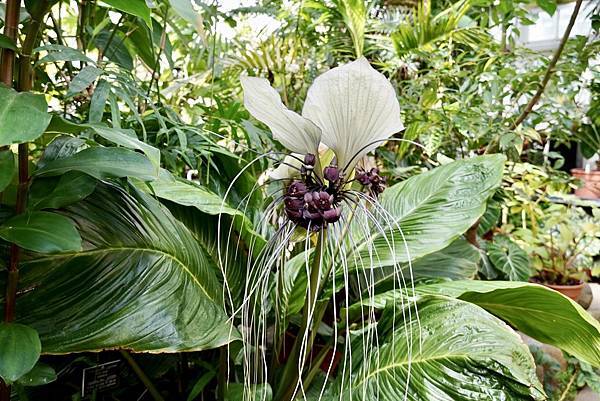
left=283, top=154, right=343, bottom=231
left=356, top=167, right=386, bottom=197
left=281, top=154, right=387, bottom=231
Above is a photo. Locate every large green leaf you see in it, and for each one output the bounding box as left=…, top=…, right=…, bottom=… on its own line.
left=90, top=125, right=160, bottom=170
left=344, top=296, right=544, bottom=400
left=370, top=239, right=480, bottom=289
left=164, top=202, right=261, bottom=308
left=417, top=281, right=600, bottom=367
left=134, top=169, right=240, bottom=216
left=348, top=155, right=505, bottom=269
left=407, top=238, right=480, bottom=279
left=66, top=66, right=103, bottom=97
left=487, top=235, right=531, bottom=281
left=141, top=169, right=267, bottom=261
left=0, top=86, right=52, bottom=146
left=168, top=0, right=204, bottom=33
left=43, top=120, right=160, bottom=170
left=2, top=183, right=237, bottom=353
left=34, top=147, right=157, bottom=181
left=100, top=0, right=152, bottom=27
left=89, top=79, right=110, bottom=123
left=16, top=363, right=56, bottom=387
left=29, top=171, right=97, bottom=210
left=0, top=149, right=15, bottom=192
left=0, top=33, right=17, bottom=51
left=34, top=45, right=94, bottom=65
left=0, top=211, right=82, bottom=253
left=0, top=323, right=41, bottom=384
left=93, top=30, right=134, bottom=69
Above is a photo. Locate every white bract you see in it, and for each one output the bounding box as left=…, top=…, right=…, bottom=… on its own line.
left=241, top=57, right=404, bottom=177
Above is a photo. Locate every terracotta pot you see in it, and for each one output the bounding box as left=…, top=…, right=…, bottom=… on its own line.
left=571, top=169, right=600, bottom=199
left=544, top=282, right=585, bottom=301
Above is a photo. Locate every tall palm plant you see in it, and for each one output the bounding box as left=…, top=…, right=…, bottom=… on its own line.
left=391, top=0, right=490, bottom=57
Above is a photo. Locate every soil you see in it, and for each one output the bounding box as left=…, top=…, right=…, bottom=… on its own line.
left=529, top=274, right=583, bottom=286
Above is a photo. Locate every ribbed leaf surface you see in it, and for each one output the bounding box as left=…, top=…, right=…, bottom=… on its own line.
left=348, top=155, right=504, bottom=269
left=5, top=183, right=236, bottom=353
left=418, top=281, right=600, bottom=367
left=347, top=296, right=545, bottom=401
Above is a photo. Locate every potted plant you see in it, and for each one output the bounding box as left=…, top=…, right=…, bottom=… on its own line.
left=514, top=204, right=600, bottom=300
left=572, top=81, right=600, bottom=199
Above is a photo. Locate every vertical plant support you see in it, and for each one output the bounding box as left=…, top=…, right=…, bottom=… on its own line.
left=1, top=2, right=48, bottom=400
left=0, top=0, right=21, bottom=397
left=4, top=0, right=49, bottom=321
left=0, top=0, right=19, bottom=85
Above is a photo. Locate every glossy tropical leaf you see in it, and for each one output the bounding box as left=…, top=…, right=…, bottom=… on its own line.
left=135, top=169, right=241, bottom=216
left=164, top=202, right=260, bottom=307
left=168, top=0, right=204, bottom=34
left=0, top=149, right=15, bottom=192
left=408, top=238, right=480, bottom=279
left=100, top=0, right=152, bottom=28
left=0, top=33, right=17, bottom=51
left=0, top=211, right=81, bottom=253
left=66, top=66, right=103, bottom=97
left=371, top=238, right=480, bottom=289
left=487, top=235, right=531, bottom=281
left=141, top=169, right=267, bottom=261
left=93, top=30, right=134, bottom=69
left=537, top=0, right=557, bottom=15
left=0, top=86, right=52, bottom=146
left=344, top=296, right=544, bottom=401
left=34, top=45, right=94, bottom=65
left=0, top=323, right=41, bottom=384
left=90, top=125, right=160, bottom=169
left=89, top=79, right=111, bottom=123
left=43, top=119, right=160, bottom=170
left=29, top=171, right=97, bottom=210
left=347, top=155, right=505, bottom=270
left=4, top=183, right=236, bottom=353
left=276, top=250, right=311, bottom=330
left=16, top=363, right=56, bottom=387
left=36, top=136, right=87, bottom=168
left=478, top=198, right=501, bottom=235
left=416, top=280, right=600, bottom=367
left=34, top=147, right=157, bottom=181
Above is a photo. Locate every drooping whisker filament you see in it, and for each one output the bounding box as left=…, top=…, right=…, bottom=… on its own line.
left=341, top=137, right=429, bottom=175
left=214, top=56, right=428, bottom=400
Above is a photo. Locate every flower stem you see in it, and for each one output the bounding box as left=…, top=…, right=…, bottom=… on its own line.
left=276, top=229, right=326, bottom=401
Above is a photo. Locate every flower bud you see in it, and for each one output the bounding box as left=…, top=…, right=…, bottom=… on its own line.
left=322, top=207, right=342, bottom=223
left=304, top=153, right=316, bottom=166
left=323, top=165, right=340, bottom=183
left=356, top=171, right=370, bottom=185
left=284, top=197, right=304, bottom=210
left=287, top=181, right=307, bottom=198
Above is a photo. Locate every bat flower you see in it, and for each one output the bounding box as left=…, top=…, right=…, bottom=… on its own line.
left=241, top=57, right=403, bottom=231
